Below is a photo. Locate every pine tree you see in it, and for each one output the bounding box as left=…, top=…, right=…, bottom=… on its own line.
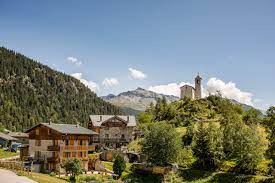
left=113, top=154, right=126, bottom=179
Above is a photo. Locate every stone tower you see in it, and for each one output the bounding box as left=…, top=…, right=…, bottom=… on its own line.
left=194, top=74, right=202, bottom=99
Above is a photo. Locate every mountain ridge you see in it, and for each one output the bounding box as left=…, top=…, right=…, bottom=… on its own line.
left=102, top=88, right=258, bottom=115
left=102, top=87, right=179, bottom=112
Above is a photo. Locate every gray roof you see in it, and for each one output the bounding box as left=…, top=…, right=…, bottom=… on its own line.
left=42, top=123, right=98, bottom=135
left=89, top=115, right=137, bottom=127
left=0, top=132, right=18, bottom=141
left=8, top=132, right=29, bottom=138
left=180, top=84, right=195, bottom=90
left=26, top=123, right=98, bottom=135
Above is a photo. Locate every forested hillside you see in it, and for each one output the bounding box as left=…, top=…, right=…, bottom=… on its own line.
left=0, top=47, right=121, bottom=131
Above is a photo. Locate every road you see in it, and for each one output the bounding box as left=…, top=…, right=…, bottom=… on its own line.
left=0, top=168, right=36, bottom=183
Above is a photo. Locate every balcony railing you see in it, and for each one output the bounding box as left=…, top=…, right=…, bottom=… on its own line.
left=99, top=138, right=128, bottom=143
left=47, top=145, right=60, bottom=151
left=47, top=156, right=59, bottom=162
left=61, top=145, right=88, bottom=151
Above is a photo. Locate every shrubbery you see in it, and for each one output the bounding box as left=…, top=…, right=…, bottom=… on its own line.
left=137, top=96, right=274, bottom=177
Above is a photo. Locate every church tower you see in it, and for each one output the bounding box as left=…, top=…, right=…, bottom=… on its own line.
left=195, top=73, right=202, bottom=99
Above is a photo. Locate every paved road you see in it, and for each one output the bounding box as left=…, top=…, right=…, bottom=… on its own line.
left=0, top=169, right=36, bottom=183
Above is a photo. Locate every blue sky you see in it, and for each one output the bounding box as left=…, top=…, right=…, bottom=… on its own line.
left=0, top=0, right=274, bottom=109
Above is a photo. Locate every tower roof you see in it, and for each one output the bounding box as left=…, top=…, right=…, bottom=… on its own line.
left=195, top=73, right=202, bottom=80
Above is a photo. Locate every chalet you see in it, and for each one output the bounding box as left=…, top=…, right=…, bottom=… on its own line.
left=0, top=132, right=17, bottom=148
left=25, top=122, right=97, bottom=172
left=89, top=115, right=137, bottom=149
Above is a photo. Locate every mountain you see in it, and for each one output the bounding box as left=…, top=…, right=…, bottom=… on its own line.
left=102, top=87, right=179, bottom=112
left=0, top=47, right=122, bottom=131
left=230, top=99, right=254, bottom=111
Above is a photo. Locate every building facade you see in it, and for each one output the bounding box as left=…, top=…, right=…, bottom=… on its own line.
left=26, top=122, right=97, bottom=172
left=180, top=74, right=202, bottom=100
left=88, top=115, right=136, bottom=149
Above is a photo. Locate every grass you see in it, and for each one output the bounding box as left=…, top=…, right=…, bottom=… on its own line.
left=176, top=169, right=274, bottom=183
left=19, top=172, right=68, bottom=183
left=15, top=166, right=275, bottom=183
left=0, top=149, right=19, bottom=159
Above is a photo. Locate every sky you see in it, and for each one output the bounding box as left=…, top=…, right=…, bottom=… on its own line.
left=0, top=0, right=275, bottom=110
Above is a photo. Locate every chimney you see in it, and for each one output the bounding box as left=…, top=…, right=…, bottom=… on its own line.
left=127, top=116, right=130, bottom=122
left=76, top=122, right=80, bottom=128
left=100, top=115, right=102, bottom=121
left=49, top=120, right=52, bottom=125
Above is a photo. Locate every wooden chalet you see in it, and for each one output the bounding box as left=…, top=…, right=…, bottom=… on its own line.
left=89, top=115, right=136, bottom=149
left=25, top=122, right=97, bottom=172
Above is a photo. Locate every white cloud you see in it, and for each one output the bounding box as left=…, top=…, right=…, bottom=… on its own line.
left=71, top=73, right=99, bottom=92
left=129, top=68, right=147, bottom=80
left=67, top=56, right=82, bottom=66
left=206, top=78, right=253, bottom=106
left=148, top=82, right=192, bottom=97
left=148, top=77, right=254, bottom=106
left=102, top=78, right=119, bottom=87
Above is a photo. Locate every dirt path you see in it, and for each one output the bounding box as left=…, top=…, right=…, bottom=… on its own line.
left=0, top=168, right=36, bottom=183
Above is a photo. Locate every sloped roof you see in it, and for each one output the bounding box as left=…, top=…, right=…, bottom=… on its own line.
left=0, top=132, right=18, bottom=141
left=90, top=115, right=136, bottom=127
left=180, top=84, right=195, bottom=90
left=26, top=123, right=98, bottom=135
left=8, top=132, right=29, bottom=138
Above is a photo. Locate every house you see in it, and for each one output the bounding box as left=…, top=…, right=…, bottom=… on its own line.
left=8, top=132, right=29, bottom=144
left=25, top=122, right=98, bottom=172
left=0, top=132, right=18, bottom=148
left=88, top=115, right=137, bottom=149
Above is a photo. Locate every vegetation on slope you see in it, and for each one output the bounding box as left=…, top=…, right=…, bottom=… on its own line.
left=0, top=47, right=121, bottom=131
left=135, top=95, right=275, bottom=181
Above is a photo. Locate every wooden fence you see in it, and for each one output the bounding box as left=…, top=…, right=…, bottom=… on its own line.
left=0, top=160, right=23, bottom=171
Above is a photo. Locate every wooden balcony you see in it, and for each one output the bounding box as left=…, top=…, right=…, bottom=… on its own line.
left=47, top=145, right=60, bottom=151
left=61, top=145, right=88, bottom=151
left=99, top=138, right=128, bottom=143
left=47, top=156, right=59, bottom=162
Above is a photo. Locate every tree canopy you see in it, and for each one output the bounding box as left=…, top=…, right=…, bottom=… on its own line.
left=141, top=122, right=181, bottom=166
left=0, top=47, right=121, bottom=131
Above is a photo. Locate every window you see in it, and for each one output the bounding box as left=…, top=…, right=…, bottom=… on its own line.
left=72, top=152, right=76, bottom=157
left=35, top=140, right=41, bottom=146
left=35, top=151, right=41, bottom=158
left=35, top=129, right=39, bottom=135
left=121, top=134, right=125, bottom=139
left=70, top=140, right=74, bottom=146
left=78, top=151, right=83, bottom=158
left=80, top=140, right=83, bottom=146
left=65, top=140, right=69, bottom=146
left=64, top=152, right=71, bottom=158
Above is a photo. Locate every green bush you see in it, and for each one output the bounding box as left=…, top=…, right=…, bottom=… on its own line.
left=49, top=172, right=56, bottom=177
left=219, top=160, right=237, bottom=172
left=177, top=147, right=194, bottom=168
left=256, top=159, right=272, bottom=175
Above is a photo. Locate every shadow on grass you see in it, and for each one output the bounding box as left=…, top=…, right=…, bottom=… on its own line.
left=179, top=168, right=215, bottom=182
left=209, top=172, right=274, bottom=183
left=122, top=172, right=163, bottom=183
left=179, top=169, right=275, bottom=183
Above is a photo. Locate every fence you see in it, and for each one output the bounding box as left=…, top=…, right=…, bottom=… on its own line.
left=0, top=160, right=23, bottom=171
